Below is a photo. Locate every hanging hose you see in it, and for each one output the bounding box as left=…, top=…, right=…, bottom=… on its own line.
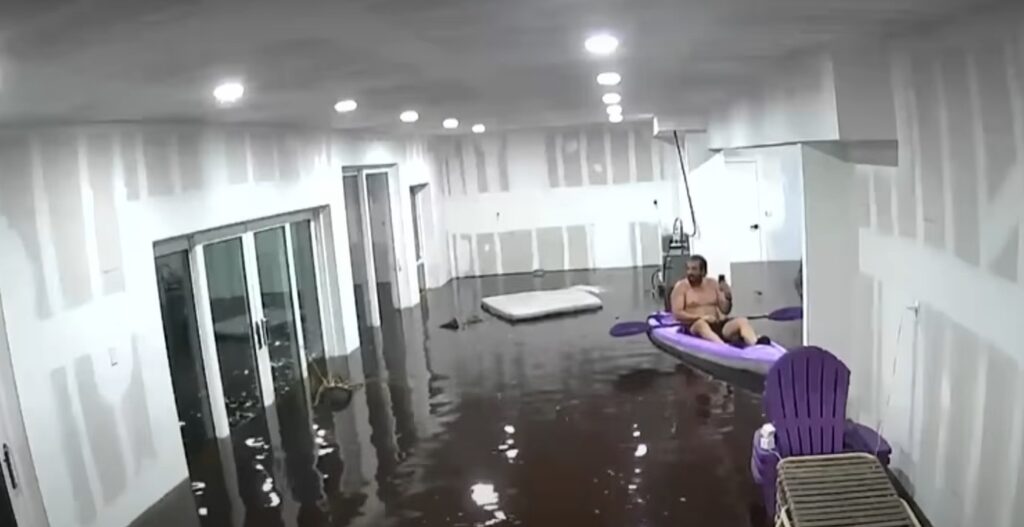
left=673, top=130, right=699, bottom=238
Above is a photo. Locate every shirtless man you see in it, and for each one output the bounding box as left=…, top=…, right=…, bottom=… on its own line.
left=670, top=255, right=770, bottom=346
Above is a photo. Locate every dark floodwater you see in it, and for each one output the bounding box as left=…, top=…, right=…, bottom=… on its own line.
left=179, top=268, right=767, bottom=527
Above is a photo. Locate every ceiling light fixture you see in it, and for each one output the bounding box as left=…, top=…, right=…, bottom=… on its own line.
left=443, top=118, right=460, bottom=129
left=596, top=72, right=621, bottom=86
left=472, top=124, right=486, bottom=134
left=606, top=104, right=623, bottom=115
left=213, top=81, right=245, bottom=105
left=609, top=113, right=624, bottom=123
left=400, top=110, right=420, bottom=123
left=602, top=92, right=622, bottom=105
left=585, top=33, right=619, bottom=56
left=334, top=99, right=358, bottom=113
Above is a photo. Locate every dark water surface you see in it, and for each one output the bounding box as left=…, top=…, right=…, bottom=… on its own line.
left=177, top=268, right=767, bottom=527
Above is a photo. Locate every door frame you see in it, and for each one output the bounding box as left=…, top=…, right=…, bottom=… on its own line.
left=0, top=292, right=49, bottom=526
left=154, top=209, right=333, bottom=438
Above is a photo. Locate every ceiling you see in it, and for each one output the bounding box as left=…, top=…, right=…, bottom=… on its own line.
left=0, top=0, right=997, bottom=133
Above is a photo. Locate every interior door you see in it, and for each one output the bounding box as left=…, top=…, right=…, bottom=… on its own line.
left=723, top=160, right=764, bottom=264
left=0, top=293, right=48, bottom=527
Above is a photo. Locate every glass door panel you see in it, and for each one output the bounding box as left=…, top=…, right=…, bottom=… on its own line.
left=203, top=238, right=264, bottom=428
left=253, top=227, right=304, bottom=398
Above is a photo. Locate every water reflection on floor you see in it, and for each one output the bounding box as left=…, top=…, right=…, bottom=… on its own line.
left=183, top=268, right=767, bottom=527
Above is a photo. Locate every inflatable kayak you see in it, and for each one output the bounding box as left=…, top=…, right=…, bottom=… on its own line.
left=646, top=312, right=786, bottom=385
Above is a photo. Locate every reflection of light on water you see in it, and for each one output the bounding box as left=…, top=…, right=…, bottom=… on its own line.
left=632, top=430, right=641, bottom=438
left=262, top=477, right=274, bottom=492
left=267, top=492, right=281, bottom=507
left=634, top=444, right=648, bottom=458
left=503, top=425, right=516, bottom=434
left=245, top=437, right=267, bottom=449
left=628, top=484, right=637, bottom=491
left=317, top=447, right=336, bottom=456
left=471, top=482, right=509, bottom=525
left=471, top=483, right=499, bottom=508
left=198, top=507, right=208, bottom=517
left=191, top=481, right=207, bottom=492
left=504, top=449, right=519, bottom=461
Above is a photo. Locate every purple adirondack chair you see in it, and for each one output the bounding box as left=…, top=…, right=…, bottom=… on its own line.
left=750, top=346, right=892, bottom=515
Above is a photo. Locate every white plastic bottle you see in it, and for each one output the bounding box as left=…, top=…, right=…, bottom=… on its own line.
left=759, top=423, right=776, bottom=450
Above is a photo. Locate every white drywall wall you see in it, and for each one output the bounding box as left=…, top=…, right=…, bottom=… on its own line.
left=0, top=124, right=444, bottom=527
left=439, top=121, right=679, bottom=276
left=802, top=7, right=1024, bottom=523
left=708, top=51, right=840, bottom=149
left=686, top=145, right=805, bottom=281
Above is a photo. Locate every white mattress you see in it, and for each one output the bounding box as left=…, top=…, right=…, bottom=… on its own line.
left=481, top=286, right=603, bottom=321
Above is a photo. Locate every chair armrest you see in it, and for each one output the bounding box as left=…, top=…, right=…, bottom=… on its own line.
left=843, top=420, right=891, bottom=465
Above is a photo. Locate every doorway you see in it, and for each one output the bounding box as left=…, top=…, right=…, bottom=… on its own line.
left=154, top=211, right=331, bottom=524
left=410, top=184, right=428, bottom=293
left=0, top=293, right=48, bottom=527
left=342, top=166, right=408, bottom=327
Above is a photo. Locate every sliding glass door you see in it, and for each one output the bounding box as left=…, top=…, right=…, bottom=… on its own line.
left=155, top=211, right=329, bottom=525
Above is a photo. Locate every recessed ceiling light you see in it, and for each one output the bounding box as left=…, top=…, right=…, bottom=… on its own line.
left=213, top=81, right=245, bottom=104
left=585, top=34, right=619, bottom=56
left=472, top=124, right=486, bottom=134
left=400, top=110, right=419, bottom=123
left=602, top=92, right=622, bottom=105
left=334, top=99, right=357, bottom=113
left=443, top=118, right=460, bottom=129
left=609, top=113, right=624, bottom=123
left=606, top=104, right=623, bottom=115
left=596, top=72, right=621, bottom=86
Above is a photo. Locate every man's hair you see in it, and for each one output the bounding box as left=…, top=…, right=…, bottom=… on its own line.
left=688, top=254, right=708, bottom=274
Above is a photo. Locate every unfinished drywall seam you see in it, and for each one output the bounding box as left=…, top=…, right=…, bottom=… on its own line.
left=77, top=132, right=103, bottom=300
left=961, top=349, right=990, bottom=524
left=937, top=60, right=956, bottom=252
left=579, top=129, right=589, bottom=186
left=30, top=133, right=69, bottom=313
left=555, top=133, right=566, bottom=187
left=627, top=127, right=638, bottom=183
left=603, top=128, right=614, bottom=185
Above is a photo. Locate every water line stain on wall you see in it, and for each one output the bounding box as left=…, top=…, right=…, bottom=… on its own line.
left=40, top=130, right=93, bottom=309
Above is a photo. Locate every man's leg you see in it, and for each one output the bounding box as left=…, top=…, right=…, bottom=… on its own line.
left=722, top=317, right=758, bottom=346
left=690, top=319, right=725, bottom=344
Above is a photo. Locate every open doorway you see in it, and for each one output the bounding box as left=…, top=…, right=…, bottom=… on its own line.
left=342, top=166, right=410, bottom=328
left=410, top=184, right=428, bottom=293
left=0, top=293, right=48, bottom=527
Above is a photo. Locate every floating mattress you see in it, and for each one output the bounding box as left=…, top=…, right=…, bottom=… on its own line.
left=482, top=286, right=603, bottom=321
left=647, top=312, right=786, bottom=379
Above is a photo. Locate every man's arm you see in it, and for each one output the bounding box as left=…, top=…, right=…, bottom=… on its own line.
left=670, top=281, right=704, bottom=324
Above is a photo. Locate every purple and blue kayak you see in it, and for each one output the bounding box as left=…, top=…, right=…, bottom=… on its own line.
left=646, top=312, right=786, bottom=378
